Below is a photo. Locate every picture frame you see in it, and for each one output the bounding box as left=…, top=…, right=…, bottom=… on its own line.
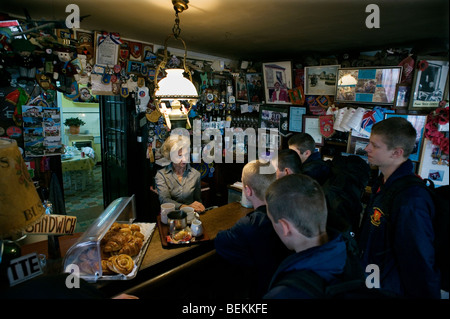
left=246, top=73, right=264, bottom=103
left=393, top=84, right=411, bottom=109
left=127, top=60, right=147, bottom=75
left=304, top=65, right=339, bottom=95
left=408, top=56, right=449, bottom=111
left=262, top=61, right=293, bottom=104
left=418, top=139, right=449, bottom=187
left=289, top=106, right=307, bottom=133
left=94, top=31, right=120, bottom=66
left=347, top=134, right=370, bottom=156
left=385, top=113, right=427, bottom=162
left=335, top=66, right=402, bottom=105
left=258, top=105, right=290, bottom=136
left=236, top=75, right=249, bottom=102
left=302, top=116, right=324, bottom=146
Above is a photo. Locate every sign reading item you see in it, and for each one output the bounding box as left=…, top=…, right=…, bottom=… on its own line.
left=25, top=214, right=77, bottom=235
left=7, top=253, right=44, bottom=286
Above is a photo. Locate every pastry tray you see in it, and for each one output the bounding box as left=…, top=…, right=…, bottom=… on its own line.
left=156, top=216, right=210, bottom=249
left=84, top=222, right=156, bottom=282
left=98, top=222, right=156, bottom=281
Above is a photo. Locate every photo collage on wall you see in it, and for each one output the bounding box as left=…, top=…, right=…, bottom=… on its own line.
left=22, top=105, right=62, bottom=157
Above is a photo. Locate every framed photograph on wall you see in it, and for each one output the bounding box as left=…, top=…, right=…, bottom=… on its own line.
left=262, top=61, right=292, bottom=104
left=347, top=134, right=370, bottom=156
left=385, top=113, right=427, bottom=162
left=236, top=75, right=249, bottom=102
left=304, top=65, right=339, bottom=95
left=302, top=116, right=323, bottom=146
left=335, top=66, right=402, bottom=105
left=94, top=31, right=120, bottom=66
left=289, top=106, right=307, bottom=133
left=408, top=56, right=449, bottom=111
left=259, top=105, right=289, bottom=136
left=393, top=84, right=412, bottom=109
left=418, top=139, right=449, bottom=187
left=246, top=73, right=264, bottom=103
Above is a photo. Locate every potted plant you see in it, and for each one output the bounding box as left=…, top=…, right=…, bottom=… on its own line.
left=64, top=117, right=86, bottom=135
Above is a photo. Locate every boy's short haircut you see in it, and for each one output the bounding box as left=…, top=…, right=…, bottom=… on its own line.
left=288, top=133, right=316, bottom=154
left=242, top=160, right=276, bottom=200
left=265, top=174, right=327, bottom=238
left=277, top=149, right=302, bottom=174
left=371, top=117, right=417, bottom=158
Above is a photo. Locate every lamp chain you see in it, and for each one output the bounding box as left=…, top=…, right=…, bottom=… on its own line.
left=172, top=12, right=181, bottom=39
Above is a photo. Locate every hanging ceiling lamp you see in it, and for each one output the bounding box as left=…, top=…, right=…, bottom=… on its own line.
left=153, top=0, right=198, bottom=130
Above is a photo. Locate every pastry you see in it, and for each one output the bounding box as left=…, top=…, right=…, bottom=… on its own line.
left=103, top=233, right=127, bottom=252
left=101, top=259, right=114, bottom=275
left=107, top=254, right=134, bottom=275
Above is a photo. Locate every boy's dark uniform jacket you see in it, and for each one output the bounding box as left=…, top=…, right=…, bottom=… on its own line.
left=358, top=159, right=441, bottom=298
left=301, top=151, right=330, bottom=185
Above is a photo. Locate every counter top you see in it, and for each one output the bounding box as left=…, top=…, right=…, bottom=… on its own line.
left=19, top=201, right=252, bottom=297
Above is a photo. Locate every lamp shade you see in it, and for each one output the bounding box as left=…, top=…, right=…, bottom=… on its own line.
left=0, top=139, right=45, bottom=238
left=154, top=69, right=198, bottom=100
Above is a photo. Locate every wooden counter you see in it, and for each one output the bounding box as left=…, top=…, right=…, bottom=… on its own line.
left=19, top=201, right=252, bottom=297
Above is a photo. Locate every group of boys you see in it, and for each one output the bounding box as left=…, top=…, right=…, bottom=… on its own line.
left=215, top=117, right=443, bottom=299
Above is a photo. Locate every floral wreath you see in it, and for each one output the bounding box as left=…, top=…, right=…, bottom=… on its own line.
left=424, top=101, right=449, bottom=155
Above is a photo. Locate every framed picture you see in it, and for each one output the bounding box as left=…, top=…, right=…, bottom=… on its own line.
left=262, top=61, right=293, bottom=104
left=393, top=84, right=411, bottom=109
left=127, top=60, right=147, bottom=75
left=418, top=139, right=449, bottom=187
left=246, top=73, right=264, bottom=103
left=259, top=105, right=289, bottom=136
left=347, top=134, right=370, bottom=156
left=409, top=56, right=449, bottom=111
left=335, top=66, right=402, bottom=105
left=236, top=75, right=249, bottom=102
left=143, top=45, right=157, bottom=67
left=304, top=65, right=339, bottom=95
left=385, top=113, right=427, bottom=162
left=302, top=116, right=323, bottom=146
left=94, top=31, right=120, bottom=66
left=289, top=106, right=307, bottom=133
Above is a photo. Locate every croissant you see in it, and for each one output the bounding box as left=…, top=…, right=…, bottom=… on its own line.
left=110, top=222, right=122, bottom=232
left=103, top=233, right=127, bottom=252
left=130, top=224, right=140, bottom=232
left=119, top=238, right=144, bottom=256
left=107, top=254, right=134, bottom=275
left=133, top=231, right=145, bottom=240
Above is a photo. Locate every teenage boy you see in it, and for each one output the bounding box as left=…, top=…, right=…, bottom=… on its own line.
left=275, top=149, right=302, bottom=179
left=215, top=160, right=290, bottom=297
left=358, top=117, right=440, bottom=298
left=288, top=133, right=330, bottom=185
left=263, top=174, right=348, bottom=298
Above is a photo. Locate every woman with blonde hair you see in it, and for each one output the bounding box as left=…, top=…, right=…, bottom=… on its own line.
left=155, top=134, right=205, bottom=212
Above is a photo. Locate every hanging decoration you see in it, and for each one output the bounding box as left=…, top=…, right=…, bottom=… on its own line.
left=424, top=102, right=449, bottom=155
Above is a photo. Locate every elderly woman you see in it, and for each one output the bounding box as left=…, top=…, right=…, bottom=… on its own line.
left=155, top=135, right=205, bottom=212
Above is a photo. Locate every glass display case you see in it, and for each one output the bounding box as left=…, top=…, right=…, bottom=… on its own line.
left=63, top=195, right=156, bottom=282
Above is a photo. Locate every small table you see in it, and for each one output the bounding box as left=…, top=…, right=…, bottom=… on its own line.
left=61, top=154, right=95, bottom=190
